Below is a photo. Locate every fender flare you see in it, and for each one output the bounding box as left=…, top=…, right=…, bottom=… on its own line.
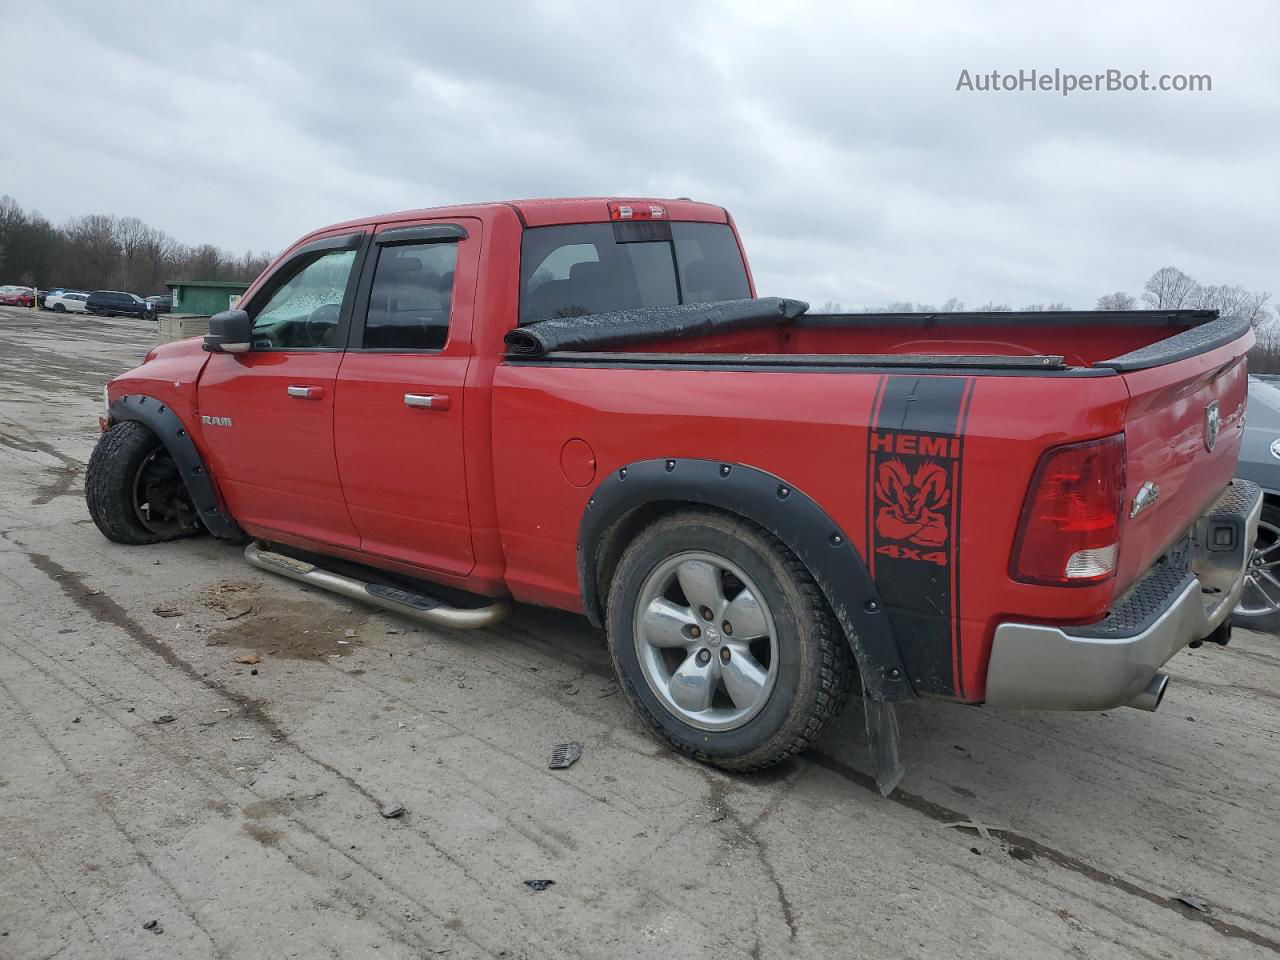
left=577, top=458, right=913, bottom=702
left=108, top=395, right=243, bottom=540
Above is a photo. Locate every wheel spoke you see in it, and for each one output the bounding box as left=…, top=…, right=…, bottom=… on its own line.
left=1245, top=576, right=1277, bottom=611
left=1258, top=570, right=1280, bottom=609
left=1258, top=539, right=1280, bottom=558
left=668, top=655, right=717, bottom=712
left=721, top=646, right=768, bottom=710
left=676, top=560, right=726, bottom=616
left=723, top=588, right=769, bottom=640
left=641, top=598, right=697, bottom=649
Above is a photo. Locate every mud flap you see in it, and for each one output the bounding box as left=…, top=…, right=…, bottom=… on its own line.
left=864, top=697, right=904, bottom=797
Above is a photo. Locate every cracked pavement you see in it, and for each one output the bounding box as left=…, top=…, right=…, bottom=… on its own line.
left=1, top=306, right=1278, bottom=959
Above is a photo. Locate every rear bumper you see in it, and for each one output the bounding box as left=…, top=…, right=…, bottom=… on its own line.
left=984, top=479, right=1262, bottom=710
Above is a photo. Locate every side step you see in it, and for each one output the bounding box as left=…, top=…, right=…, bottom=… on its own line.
left=245, top=542, right=511, bottom=630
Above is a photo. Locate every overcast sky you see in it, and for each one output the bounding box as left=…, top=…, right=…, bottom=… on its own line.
left=2, top=0, right=1276, bottom=309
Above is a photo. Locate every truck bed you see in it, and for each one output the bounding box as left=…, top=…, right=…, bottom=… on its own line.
left=495, top=302, right=1252, bottom=702
left=507, top=303, right=1243, bottom=373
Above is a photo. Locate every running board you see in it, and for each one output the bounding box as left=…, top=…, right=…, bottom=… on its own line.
left=244, top=542, right=510, bottom=629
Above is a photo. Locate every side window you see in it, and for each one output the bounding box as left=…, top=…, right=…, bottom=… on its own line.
left=251, top=249, right=357, bottom=349
left=361, top=241, right=459, bottom=350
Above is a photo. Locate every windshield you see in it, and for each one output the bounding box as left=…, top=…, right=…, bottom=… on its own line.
left=519, top=221, right=749, bottom=324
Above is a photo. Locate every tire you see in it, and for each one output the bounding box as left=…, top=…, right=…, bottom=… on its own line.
left=143, top=310, right=156, bottom=322
left=85, top=421, right=198, bottom=545
left=1233, top=502, right=1280, bottom=635
left=53, top=303, right=66, bottom=313
left=606, top=510, right=853, bottom=771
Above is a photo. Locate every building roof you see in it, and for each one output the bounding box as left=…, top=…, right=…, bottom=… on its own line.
left=166, top=280, right=251, bottom=289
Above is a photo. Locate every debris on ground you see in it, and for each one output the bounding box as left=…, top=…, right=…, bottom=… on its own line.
left=942, top=819, right=995, bottom=841
left=380, top=803, right=406, bottom=819
left=231, top=736, right=255, bottom=742
left=524, top=879, right=555, bottom=891
left=232, top=655, right=261, bottom=665
left=1175, top=894, right=1210, bottom=913
left=142, top=919, right=163, bottom=934
left=224, top=603, right=253, bottom=620
left=152, top=606, right=182, bottom=618
left=548, top=742, right=583, bottom=770
left=344, top=628, right=357, bottom=638
left=1008, top=846, right=1035, bottom=862
left=153, top=715, right=177, bottom=725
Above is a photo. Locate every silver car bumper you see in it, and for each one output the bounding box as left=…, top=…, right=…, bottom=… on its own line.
left=985, top=480, right=1263, bottom=710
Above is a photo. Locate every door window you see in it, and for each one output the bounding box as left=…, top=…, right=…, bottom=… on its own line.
left=360, top=241, right=459, bottom=350
left=251, top=249, right=358, bottom=349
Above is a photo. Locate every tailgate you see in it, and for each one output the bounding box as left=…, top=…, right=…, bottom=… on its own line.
left=1112, top=331, right=1251, bottom=592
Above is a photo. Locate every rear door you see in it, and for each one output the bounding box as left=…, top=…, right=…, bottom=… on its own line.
left=332, top=219, right=480, bottom=577
left=196, top=230, right=367, bottom=548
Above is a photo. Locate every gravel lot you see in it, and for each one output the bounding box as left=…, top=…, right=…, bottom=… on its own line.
left=1, top=305, right=1278, bottom=960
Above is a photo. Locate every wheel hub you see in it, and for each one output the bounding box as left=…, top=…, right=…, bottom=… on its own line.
left=633, top=550, right=778, bottom=732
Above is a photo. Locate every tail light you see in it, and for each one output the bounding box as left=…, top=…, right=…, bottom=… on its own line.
left=609, top=201, right=666, bottom=221
left=1012, top=434, right=1125, bottom=586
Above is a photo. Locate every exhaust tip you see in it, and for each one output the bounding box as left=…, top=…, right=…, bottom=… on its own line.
left=1126, top=672, right=1169, bottom=712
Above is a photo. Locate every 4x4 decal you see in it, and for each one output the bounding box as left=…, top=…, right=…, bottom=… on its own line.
left=866, top=375, right=975, bottom=698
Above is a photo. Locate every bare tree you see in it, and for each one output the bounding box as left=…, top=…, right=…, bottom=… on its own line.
left=1096, top=291, right=1136, bottom=310
left=977, top=301, right=1012, bottom=311
left=940, top=297, right=964, bottom=312
left=1141, top=266, right=1200, bottom=309
left=1193, top=284, right=1272, bottom=326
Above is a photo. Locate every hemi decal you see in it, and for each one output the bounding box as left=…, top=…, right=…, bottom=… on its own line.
left=866, top=375, right=976, bottom=698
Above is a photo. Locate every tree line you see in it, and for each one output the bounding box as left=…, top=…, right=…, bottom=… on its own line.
left=830, top=264, right=1276, bottom=371
left=0, top=195, right=274, bottom=296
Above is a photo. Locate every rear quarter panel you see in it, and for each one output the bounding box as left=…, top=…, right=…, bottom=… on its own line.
left=491, top=364, right=1131, bottom=701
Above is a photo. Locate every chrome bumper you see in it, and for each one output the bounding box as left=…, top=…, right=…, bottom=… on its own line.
left=985, top=480, right=1263, bottom=710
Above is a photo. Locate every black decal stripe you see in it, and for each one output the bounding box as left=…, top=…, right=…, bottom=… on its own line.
left=950, top=378, right=977, bottom=699
left=866, top=375, right=889, bottom=582
left=866, top=376, right=973, bottom=697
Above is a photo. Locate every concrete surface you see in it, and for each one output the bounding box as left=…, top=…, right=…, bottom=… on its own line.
left=1, top=305, right=1278, bottom=960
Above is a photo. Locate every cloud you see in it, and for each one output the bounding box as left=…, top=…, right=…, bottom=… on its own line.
left=1, top=0, right=1275, bottom=308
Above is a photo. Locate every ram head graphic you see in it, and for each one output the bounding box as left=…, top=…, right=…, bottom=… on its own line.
left=874, top=458, right=950, bottom=548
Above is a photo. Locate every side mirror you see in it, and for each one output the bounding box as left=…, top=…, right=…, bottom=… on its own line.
left=203, top=309, right=252, bottom=353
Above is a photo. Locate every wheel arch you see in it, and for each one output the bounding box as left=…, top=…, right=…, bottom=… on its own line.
left=107, top=394, right=243, bottom=540
left=578, top=457, right=914, bottom=702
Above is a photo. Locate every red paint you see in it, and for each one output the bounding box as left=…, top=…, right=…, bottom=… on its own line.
left=102, top=197, right=1253, bottom=704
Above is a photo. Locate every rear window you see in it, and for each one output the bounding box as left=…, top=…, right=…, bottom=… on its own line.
left=519, top=221, right=749, bottom=324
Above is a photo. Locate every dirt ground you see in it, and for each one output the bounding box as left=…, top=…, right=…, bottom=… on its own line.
left=1, top=305, right=1278, bottom=960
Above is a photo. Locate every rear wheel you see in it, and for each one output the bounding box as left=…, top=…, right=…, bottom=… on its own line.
left=85, top=421, right=200, bottom=544
left=606, top=510, right=852, bottom=771
left=52, top=303, right=66, bottom=313
left=1233, top=503, right=1280, bottom=635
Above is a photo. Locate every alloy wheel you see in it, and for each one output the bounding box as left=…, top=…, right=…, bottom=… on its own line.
left=633, top=551, right=779, bottom=731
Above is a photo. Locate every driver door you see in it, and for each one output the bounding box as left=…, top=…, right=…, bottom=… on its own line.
left=197, top=230, right=368, bottom=549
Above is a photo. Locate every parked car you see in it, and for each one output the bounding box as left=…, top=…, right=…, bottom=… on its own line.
left=145, top=295, right=173, bottom=314
left=86, top=290, right=156, bottom=320
left=83, top=196, right=1260, bottom=792
left=46, top=291, right=90, bottom=314
left=1231, top=375, right=1280, bottom=632
left=0, top=286, right=35, bottom=307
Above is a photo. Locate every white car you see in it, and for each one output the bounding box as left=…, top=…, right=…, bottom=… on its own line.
left=46, top=291, right=90, bottom=314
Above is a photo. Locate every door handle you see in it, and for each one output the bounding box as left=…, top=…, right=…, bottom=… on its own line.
left=404, top=393, right=451, bottom=411
left=287, top=385, right=325, bottom=400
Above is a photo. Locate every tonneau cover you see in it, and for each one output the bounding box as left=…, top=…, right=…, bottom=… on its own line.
left=504, top=297, right=809, bottom=357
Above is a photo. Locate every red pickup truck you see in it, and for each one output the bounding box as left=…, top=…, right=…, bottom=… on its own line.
left=86, top=197, right=1261, bottom=792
